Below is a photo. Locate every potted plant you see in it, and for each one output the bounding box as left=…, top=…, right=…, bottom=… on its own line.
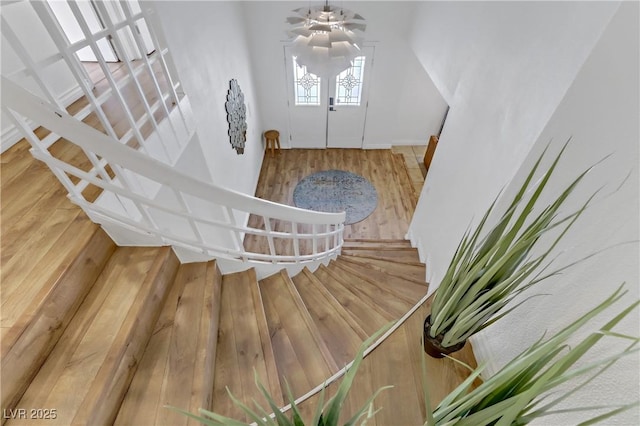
left=422, top=285, right=639, bottom=425
left=424, top=143, right=597, bottom=357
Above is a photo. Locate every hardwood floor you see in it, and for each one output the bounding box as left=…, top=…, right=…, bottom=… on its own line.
left=392, top=145, right=428, bottom=196
left=245, top=148, right=423, bottom=256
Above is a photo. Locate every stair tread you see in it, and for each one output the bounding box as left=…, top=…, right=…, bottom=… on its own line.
left=339, top=255, right=427, bottom=285
left=74, top=247, right=179, bottom=425
left=9, top=247, right=170, bottom=426
left=330, top=260, right=414, bottom=319
left=1, top=227, right=115, bottom=414
left=115, top=260, right=188, bottom=426
left=333, top=258, right=428, bottom=305
left=343, top=238, right=412, bottom=245
left=1, top=223, right=108, bottom=354
left=213, top=269, right=282, bottom=422
left=260, top=270, right=339, bottom=397
left=291, top=268, right=366, bottom=367
left=116, top=261, right=221, bottom=426
left=313, top=265, right=390, bottom=336
left=1, top=208, right=90, bottom=329
left=340, top=248, right=422, bottom=263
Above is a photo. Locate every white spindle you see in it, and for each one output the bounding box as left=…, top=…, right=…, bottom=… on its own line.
left=91, top=1, right=172, bottom=162
left=0, top=16, right=65, bottom=110
left=66, top=0, right=151, bottom=155
left=138, top=4, right=187, bottom=125
left=119, top=1, right=181, bottom=143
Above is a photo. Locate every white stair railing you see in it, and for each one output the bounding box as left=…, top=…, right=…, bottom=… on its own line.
left=2, top=76, right=345, bottom=267
left=1, top=0, right=345, bottom=272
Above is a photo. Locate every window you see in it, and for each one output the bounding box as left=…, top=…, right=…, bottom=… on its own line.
left=335, top=56, right=365, bottom=106
left=293, top=58, right=320, bottom=106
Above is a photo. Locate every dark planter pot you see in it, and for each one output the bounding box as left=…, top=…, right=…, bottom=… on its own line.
left=423, top=315, right=466, bottom=358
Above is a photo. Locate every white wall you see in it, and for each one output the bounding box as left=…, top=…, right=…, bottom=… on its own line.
left=241, top=1, right=448, bottom=149
left=1, top=1, right=82, bottom=152
left=149, top=0, right=264, bottom=201
left=406, top=1, right=638, bottom=423
left=473, top=3, right=639, bottom=424
left=356, top=1, right=448, bottom=148
left=407, top=1, right=620, bottom=287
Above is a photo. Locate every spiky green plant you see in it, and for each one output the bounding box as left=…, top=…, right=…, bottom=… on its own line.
left=428, top=142, right=600, bottom=349
left=422, top=285, right=639, bottom=426
left=167, top=323, right=393, bottom=426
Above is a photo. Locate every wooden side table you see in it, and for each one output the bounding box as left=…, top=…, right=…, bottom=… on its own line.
left=264, top=130, right=281, bottom=157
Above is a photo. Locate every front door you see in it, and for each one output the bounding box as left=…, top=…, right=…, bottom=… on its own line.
left=285, top=46, right=374, bottom=148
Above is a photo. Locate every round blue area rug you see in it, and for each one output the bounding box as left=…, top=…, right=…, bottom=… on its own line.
left=293, top=170, right=378, bottom=225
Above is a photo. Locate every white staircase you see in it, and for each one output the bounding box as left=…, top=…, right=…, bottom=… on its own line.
left=0, top=0, right=345, bottom=277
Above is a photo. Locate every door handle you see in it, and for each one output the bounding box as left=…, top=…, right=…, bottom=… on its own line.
left=329, top=97, right=335, bottom=111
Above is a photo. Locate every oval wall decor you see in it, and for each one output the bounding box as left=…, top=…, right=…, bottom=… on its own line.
left=225, top=79, right=247, bottom=154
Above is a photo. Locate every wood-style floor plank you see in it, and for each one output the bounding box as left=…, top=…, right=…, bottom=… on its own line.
left=329, top=260, right=411, bottom=319
left=1, top=212, right=96, bottom=330
left=292, top=267, right=368, bottom=365
left=73, top=247, right=179, bottom=426
left=0, top=228, right=115, bottom=414
left=7, top=247, right=160, bottom=426
left=339, top=255, right=427, bottom=285
left=114, top=260, right=186, bottom=426
left=245, top=149, right=419, bottom=256
left=331, top=258, right=428, bottom=305
left=293, top=294, right=479, bottom=426
left=340, top=247, right=422, bottom=263
left=212, top=269, right=282, bottom=423
left=259, top=270, right=338, bottom=397
left=313, top=264, right=390, bottom=336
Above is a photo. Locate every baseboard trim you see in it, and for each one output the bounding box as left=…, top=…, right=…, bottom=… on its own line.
left=391, top=139, right=427, bottom=146
left=1, top=84, right=84, bottom=153
left=363, top=144, right=392, bottom=150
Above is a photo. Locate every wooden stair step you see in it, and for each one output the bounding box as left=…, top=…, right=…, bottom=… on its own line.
left=0, top=160, right=54, bottom=221
left=212, top=269, right=282, bottom=423
left=340, top=247, right=422, bottom=263
left=333, top=257, right=428, bottom=305
left=342, top=238, right=412, bottom=249
left=291, top=267, right=367, bottom=368
left=8, top=247, right=178, bottom=426
left=116, top=261, right=222, bottom=426
left=260, top=270, right=339, bottom=397
left=339, top=255, right=427, bottom=285
left=1, top=208, right=92, bottom=327
left=313, top=264, right=390, bottom=336
left=0, top=227, right=115, bottom=415
left=330, top=260, right=414, bottom=319
left=0, top=141, right=40, bottom=188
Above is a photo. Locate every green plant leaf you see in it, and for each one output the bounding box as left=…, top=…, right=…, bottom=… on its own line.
left=322, top=322, right=394, bottom=424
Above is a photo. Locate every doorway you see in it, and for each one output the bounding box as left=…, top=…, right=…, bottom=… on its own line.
left=285, top=46, right=374, bottom=148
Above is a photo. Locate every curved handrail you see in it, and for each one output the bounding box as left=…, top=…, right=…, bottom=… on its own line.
left=2, top=76, right=345, bottom=265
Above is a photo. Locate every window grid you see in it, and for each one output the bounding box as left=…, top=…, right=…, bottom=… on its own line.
left=293, top=58, right=321, bottom=106
left=335, top=56, right=365, bottom=106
